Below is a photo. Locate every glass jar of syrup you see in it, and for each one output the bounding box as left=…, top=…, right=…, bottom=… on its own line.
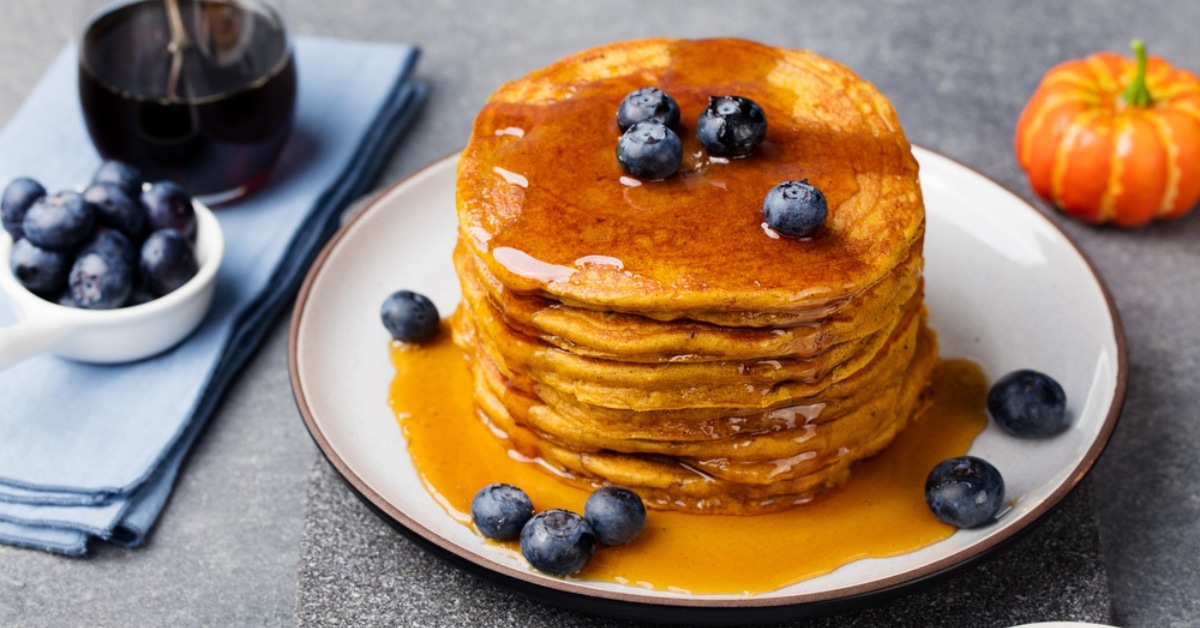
left=77, top=0, right=296, bottom=204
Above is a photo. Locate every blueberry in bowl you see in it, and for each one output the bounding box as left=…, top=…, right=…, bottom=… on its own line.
left=83, top=181, right=145, bottom=240
left=0, top=169, right=224, bottom=368
left=141, top=180, right=197, bottom=240
left=140, top=229, right=200, bottom=297
left=69, top=247, right=134, bottom=310
left=8, top=238, right=71, bottom=297
left=1, top=176, right=47, bottom=240
left=91, top=159, right=145, bottom=197
left=21, top=191, right=94, bottom=252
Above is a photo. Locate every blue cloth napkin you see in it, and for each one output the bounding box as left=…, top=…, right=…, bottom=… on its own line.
left=0, top=36, right=426, bottom=555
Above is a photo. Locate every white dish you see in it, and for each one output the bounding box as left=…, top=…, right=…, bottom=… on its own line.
left=289, top=147, right=1125, bottom=623
left=0, top=199, right=223, bottom=369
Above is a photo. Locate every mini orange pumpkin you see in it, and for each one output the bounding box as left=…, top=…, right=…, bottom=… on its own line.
left=1015, top=40, right=1200, bottom=227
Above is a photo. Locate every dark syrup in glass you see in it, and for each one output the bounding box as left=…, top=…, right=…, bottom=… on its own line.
left=79, top=0, right=296, bottom=199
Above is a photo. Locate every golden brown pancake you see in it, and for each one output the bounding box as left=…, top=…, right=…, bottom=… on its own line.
left=455, top=240, right=925, bottom=362
left=456, top=38, right=923, bottom=315
left=449, top=37, right=934, bottom=514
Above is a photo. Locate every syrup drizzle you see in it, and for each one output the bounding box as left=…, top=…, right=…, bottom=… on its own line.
left=388, top=330, right=988, bottom=594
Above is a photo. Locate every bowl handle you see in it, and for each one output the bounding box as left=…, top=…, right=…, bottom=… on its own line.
left=0, top=316, right=68, bottom=370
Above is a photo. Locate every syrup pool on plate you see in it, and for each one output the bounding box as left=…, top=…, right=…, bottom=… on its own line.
left=387, top=326, right=988, bottom=594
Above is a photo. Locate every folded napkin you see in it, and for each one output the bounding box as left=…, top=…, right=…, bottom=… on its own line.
left=0, top=36, right=426, bottom=555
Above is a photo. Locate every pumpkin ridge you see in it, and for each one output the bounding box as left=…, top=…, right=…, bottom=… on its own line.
left=1085, top=54, right=1121, bottom=95
left=1050, top=109, right=1095, bottom=207
left=1099, top=115, right=1132, bottom=224
left=1152, top=80, right=1200, bottom=102
left=1061, top=108, right=1114, bottom=222
left=1147, top=111, right=1181, bottom=217
left=1021, top=95, right=1090, bottom=198
left=1042, top=70, right=1098, bottom=93
left=1016, top=91, right=1071, bottom=167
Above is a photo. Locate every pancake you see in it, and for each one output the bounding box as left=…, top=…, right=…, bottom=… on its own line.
left=462, top=285, right=926, bottom=411
left=456, top=38, right=923, bottom=315
left=464, top=323, right=939, bottom=513
left=448, top=37, right=934, bottom=514
left=455, top=240, right=925, bottom=362
left=462, top=305, right=932, bottom=456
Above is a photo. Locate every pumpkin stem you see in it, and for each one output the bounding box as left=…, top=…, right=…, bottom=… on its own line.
left=1122, top=39, right=1152, bottom=107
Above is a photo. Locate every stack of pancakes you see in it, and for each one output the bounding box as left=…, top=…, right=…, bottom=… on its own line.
left=450, top=38, right=937, bottom=514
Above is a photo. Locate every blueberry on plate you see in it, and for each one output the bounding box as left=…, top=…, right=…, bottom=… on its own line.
left=471, top=483, right=535, bottom=541
left=519, top=509, right=597, bottom=576
left=141, top=181, right=196, bottom=240
left=697, top=95, right=767, bottom=157
left=987, top=369, right=1068, bottom=438
left=584, top=486, right=646, bottom=546
left=92, top=160, right=145, bottom=197
left=616, top=121, right=682, bottom=180
left=380, top=290, right=440, bottom=343
left=69, top=249, right=133, bottom=310
left=84, top=182, right=146, bottom=241
left=616, top=87, right=681, bottom=132
left=925, top=456, right=1005, bottom=528
left=2, top=176, right=47, bottom=239
left=139, top=229, right=199, bottom=297
left=762, top=179, right=828, bottom=238
left=9, top=237, right=71, bottom=296
left=21, top=191, right=94, bottom=251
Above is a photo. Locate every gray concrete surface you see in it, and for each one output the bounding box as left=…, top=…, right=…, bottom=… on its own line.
left=3, top=1, right=1200, bottom=626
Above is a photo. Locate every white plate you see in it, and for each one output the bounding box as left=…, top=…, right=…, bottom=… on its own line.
left=288, top=147, right=1125, bottom=623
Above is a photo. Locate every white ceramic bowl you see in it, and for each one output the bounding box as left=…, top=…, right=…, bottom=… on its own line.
left=0, top=200, right=224, bottom=368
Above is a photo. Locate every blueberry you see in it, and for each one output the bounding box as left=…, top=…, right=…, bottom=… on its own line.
left=2, top=177, right=46, bottom=239
left=925, top=456, right=1005, bottom=528
left=380, top=290, right=440, bottom=343
left=519, top=509, right=597, bottom=576
left=82, top=229, right=137, bottom=268
left=697, top=95, right=767, bottom=157
left=616, top=87, right=681, bottom=132
left=584, top=486, right=646, bottom=546
left=987, top=369, right=1068, bottom=438
left=84, top=182, right=146, bottom=240
left=616, top=121, right=682, bottom=180
left=9, top=238, right=71, bottom=296
left=139, top=229, right=199, bottom=296
left=141, top=181, right=196, bottom=240
left=69, top=249, right=133, bottom=309
left=762, top=179, right=828, bottom=238
left=92, top=160, right=145, bottom=196
left=127, top=278, right=157, bottom=307
left=22, top=191, right=94, bottom=251
left=471, top=483, right=535, bottom=541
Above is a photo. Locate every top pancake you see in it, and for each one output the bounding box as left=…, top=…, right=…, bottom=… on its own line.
left=456, top=37, right=923, bottom=315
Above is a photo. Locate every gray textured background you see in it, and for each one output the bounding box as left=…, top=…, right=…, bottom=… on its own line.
left=3, top=1, right=1200, bottom=626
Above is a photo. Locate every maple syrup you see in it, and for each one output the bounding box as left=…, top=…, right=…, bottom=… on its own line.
left=388, top=329, right=986, bottom=594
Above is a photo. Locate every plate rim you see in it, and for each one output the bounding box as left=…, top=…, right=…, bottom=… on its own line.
left=287, top=145, right=1127, bottom=622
